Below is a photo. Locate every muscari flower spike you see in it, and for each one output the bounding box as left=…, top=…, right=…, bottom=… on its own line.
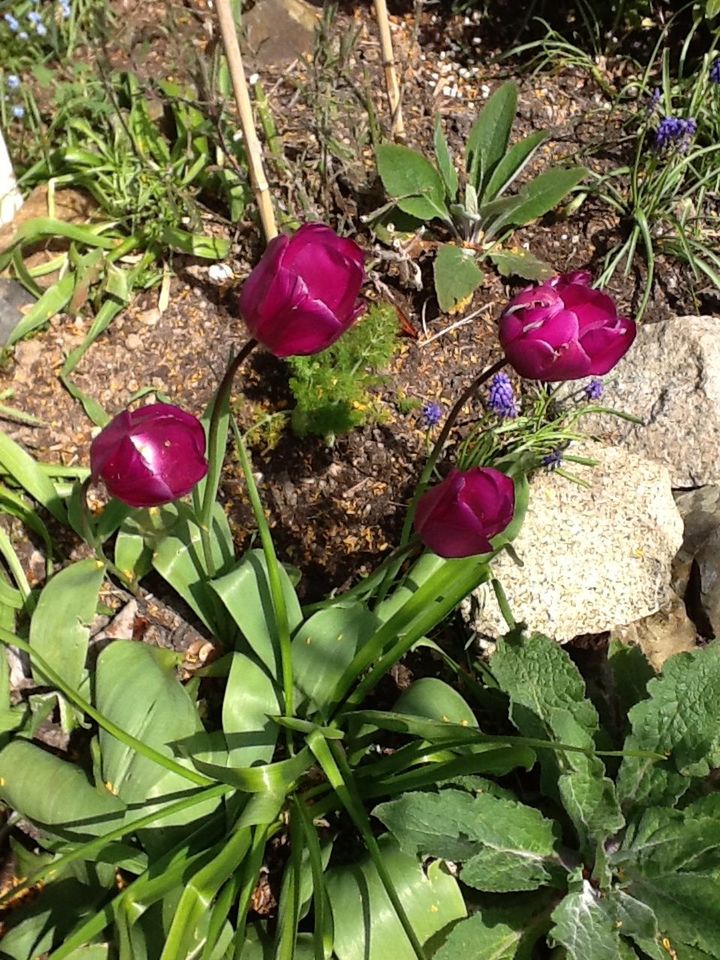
left=584, top=378, right=604, bottom=401
left=421, top=402, right=443, bottom=427
left=487, top=372, right=519, bottom=418
left=711, top=59, right=720, bottom=85
left=654, top=116, right=697, bottom=152
left=543, top=450, right=563, bottom=471
left=12, top=104, right=25, bottom=119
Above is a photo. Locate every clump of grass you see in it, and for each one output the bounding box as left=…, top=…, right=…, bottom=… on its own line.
left=288, top=302, right=400, bottom=441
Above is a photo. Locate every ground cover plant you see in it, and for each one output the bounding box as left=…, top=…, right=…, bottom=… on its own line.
left=1, top=1, right=720, bottom=958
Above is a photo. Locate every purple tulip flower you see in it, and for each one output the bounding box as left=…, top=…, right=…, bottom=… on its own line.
left=91, top=403, right=208, bottom=508
left=498, top=271, right=636, bottom=382
left=239, top=223, right=365, bottom=358
left=414, top=467, right=515, bottom=559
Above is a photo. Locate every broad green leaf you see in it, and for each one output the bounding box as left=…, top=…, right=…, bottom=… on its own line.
left=222, top=651, right=282, bottom=768
left=488, top=248, right=554, bottom=282
left=484, top=130, right=548, bottom=201
left=374, top=788, right=563, bottom=893
left=211, top=548, right=303, bottom=674
left=292, top=602, right=379, bottom=715
left=0, top=432, right=67, bottom=523
left=607, top=639, right=655, bottom=736
left=0, top=739, right=125, bottom=842
left=433, top=115, right=459, bottom=201
left=325, top=835, right=465, bottom=960
left=95, top=640, right=220, bottom=856
left=376, top=144, right=451, bottom=223
left=502, top=167, right=587, bottom=228
left=433, top=243, right=484, bottom=313
left=550, top=883, right=623, bottom=959
left=152, top=505, right=233, bottom=632
left=370, top=207, right=425, bottom=245
left=491, top=633, right=622, bottom=851
left=29, top=559, right=105, bottom=693
left=604, top=890, right=664, bottom=958
left=393, top=677, right=478, bottom=727
left=621, top=806, right=720, bottom=879
left=465, top=82, right=517, bottom=194
left=707, top=0, right=720, bottom=18
left=617, top=644, right=720, bottom=810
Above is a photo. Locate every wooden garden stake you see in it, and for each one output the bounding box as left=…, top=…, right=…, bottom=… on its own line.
left=373, top=0, right=405, bottom=138
left=214, top=0, right=277, bottom=242
left=0, top=126, right=23, bottom=228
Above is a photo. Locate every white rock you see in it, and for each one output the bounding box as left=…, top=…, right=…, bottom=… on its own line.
left=467, top=442, right=683, bottom=641
left=590, top=315, right=720, bottom=486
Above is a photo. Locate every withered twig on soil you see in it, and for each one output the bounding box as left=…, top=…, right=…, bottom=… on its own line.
left=373, top=0, right=405, bottom=138
left=214, top=0, right=277, bottom=242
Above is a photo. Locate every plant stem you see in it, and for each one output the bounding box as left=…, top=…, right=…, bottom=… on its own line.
left=492, top=577, right=516, bottom=631
left=214, top=0, right=277, bottom=241
left=198, top=339, right=257, bottom=578
left=378, top=356, right=506, bottom=599
left=78, top=477, right=138, bottom=594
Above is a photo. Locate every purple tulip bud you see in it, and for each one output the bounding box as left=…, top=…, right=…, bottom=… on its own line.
left=498, top=271, right=636, bottom=382
left=414, top=467, right=515, bottom=559
left=239, top=223, right=365, bottom=358
left=90, top=403, right=208, bottom=508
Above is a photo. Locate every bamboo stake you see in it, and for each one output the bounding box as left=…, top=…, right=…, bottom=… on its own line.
left=373, top=0, right=405, bottom=138
left=214, top=0, right=277, bottom=242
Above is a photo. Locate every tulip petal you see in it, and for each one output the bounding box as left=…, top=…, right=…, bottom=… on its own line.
left=284, top=236, right=364, bottom=318
left=238, top=234, right=290, bottom=329
left=581, top=319, right=636, bottom=375
left=264, top=295, right=344, bottom=358
left=559, top=284, right=618, bottom=331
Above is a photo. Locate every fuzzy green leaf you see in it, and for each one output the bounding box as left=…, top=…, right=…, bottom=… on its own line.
left=433, top=115, right=459, bottom=201
left=433, top=243, right=484, bottom=313
left=617, top=644, right=720, bottom=810
left=484, top=130, right=548, bottom=201
left=374, top=788, right=563, bottom=893
left=432, top=898, right=551, bottom=960
left=376, top=144, right=451, bottom=223
left=550, top=883, right=623, bottom=960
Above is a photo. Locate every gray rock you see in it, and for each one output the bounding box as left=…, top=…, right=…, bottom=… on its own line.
left=587, top=316, right=720, bottom=486
left=243, top=0, right=320, bottom=68
left=0, top=278, right=34, bottom=346
left=611, top=593, right=697, bottom=671
left=466, top=442, right=683, bottom=641
left=672, top=486, right=720, bottom=594
left=695, top=526, right=720, bottom=637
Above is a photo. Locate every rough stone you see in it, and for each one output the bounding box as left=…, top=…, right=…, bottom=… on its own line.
left=0, top=278, right=35, bottom=346
left=467, top=442, right=683, bottom=642
left=672, top=486, right=720, bottom=595
left=611, top=593, right=697, bottom=671
left=243, top=0, right=320, bottom=68
left=695, top=526, right=720, bottom=638
left=587, top=315, right=720, bottom=486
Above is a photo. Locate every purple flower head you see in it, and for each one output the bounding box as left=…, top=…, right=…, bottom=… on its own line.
left=654, top=116, right=697, bottom=152
left=584, top=378, right=604, bottom=401
left=648, top=87, right=661, bottom=113
left=4, top=13, right=19, bottom=30
left=499, top=271, right=636, bottom=382
left=415, top=467, right=515, bottom=558
left=239, top=223, right=365, bottom=358
left=90, top=403, right=208, bottom=508
left=487, top=371, right=518, bottom=418
left=421, top=402, right=443, bottom=427
left=6, top=75, right=20, bottom=91
left=710, top=59, right=720, bottom=85
left=543, top=450, right=563, bottom=471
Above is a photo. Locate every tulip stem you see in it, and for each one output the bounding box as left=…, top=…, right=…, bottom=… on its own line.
left=198, top=339, right=258, bottom=579
left=78, top=478, right=138, bottom=595
left=377, top=356, right=506, bottom=601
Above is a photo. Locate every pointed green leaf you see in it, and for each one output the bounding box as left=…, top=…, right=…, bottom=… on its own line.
left=484, top=130, right=548, bottom=201
left=433, top=243, right=484, bottom=313
left=433, top=896, right=552, bottom=960
left=466, top=82, right=518, bottom=193
left=489, top=248, right=555, bottom=282
left=376, top=144, right=451, bottom=222
left=222, top=650, right=282, bottom=768
left=393, top=677, right=478, bottom=727
left=29, top=558, right=105, bottom=692
left=502, top=167, right=587, bottom=228
left=0, top=432, right=68, bottom=523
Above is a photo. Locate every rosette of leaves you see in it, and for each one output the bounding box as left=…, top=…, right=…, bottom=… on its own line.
left=372, top=82, right=586, bottom=313
left=373, top=631, right=720, bottom=960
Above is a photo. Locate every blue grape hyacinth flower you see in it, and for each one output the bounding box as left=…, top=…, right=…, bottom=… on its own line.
left=487, top=372, right=519, bottom=418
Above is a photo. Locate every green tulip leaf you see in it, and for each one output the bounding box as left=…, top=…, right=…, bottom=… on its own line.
left=326, top=835, right=465, bottom=960
left=29, top=558, right=106, bottom=694
left=393, top=678, right=478, bottom=727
